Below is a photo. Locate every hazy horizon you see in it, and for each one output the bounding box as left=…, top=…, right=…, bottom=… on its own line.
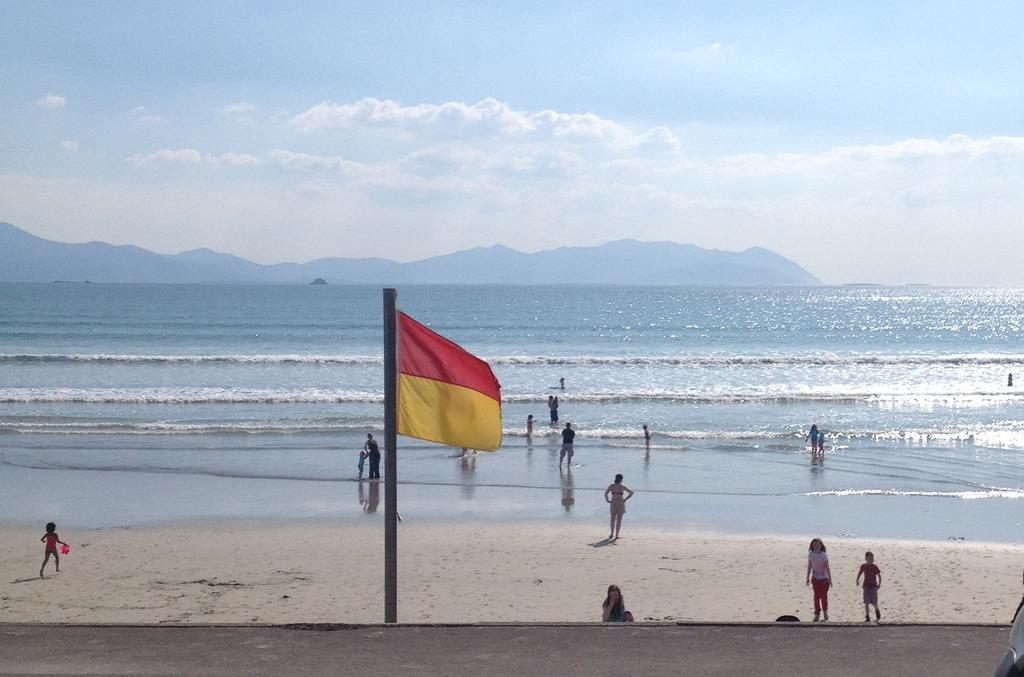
left=2, top=2, right=1022, bottom=285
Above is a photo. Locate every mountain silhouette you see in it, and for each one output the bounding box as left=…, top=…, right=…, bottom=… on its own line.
left=0, top=222, right=820, bottom=285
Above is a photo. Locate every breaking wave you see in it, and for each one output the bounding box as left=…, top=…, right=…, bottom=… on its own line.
left=2, top=352, right=1022, bottom=367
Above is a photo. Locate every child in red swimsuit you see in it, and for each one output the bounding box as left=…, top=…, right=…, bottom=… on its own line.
left=40, top=521, right=67, bottom=578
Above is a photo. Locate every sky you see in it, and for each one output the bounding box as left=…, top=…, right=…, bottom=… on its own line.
left=1, top=1, right=1022, bottom=285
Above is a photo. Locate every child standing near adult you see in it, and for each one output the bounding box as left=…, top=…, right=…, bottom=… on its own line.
left=40, top=522, right=67, bottom=578
left=357, top=447, right=367, bottom=480
left=805, top=537, right=832, bottom=621
left=856, top=551, right=882, bottom=623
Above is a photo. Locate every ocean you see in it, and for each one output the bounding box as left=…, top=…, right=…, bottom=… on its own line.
left=1, top=283, right=1023, bottom=541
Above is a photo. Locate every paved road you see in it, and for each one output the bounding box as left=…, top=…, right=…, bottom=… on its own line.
left=0, top=623, right=1009, bottom=676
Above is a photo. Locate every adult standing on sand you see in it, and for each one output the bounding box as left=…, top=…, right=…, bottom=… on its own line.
left=364, top=433, right=381, bottom=480
left=604, top=474, right=634, bottom=540
left=559, top=422, right=575, bottom=468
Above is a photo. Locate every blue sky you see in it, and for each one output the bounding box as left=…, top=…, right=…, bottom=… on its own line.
left=2, top=1, right=1022, bottom=284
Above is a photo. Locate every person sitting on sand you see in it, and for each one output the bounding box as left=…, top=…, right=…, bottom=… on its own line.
left=604, top=473, right=634, bottom=540
left=601, top=584, right=633, bottom=622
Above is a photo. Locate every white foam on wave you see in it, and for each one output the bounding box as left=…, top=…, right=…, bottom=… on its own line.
left=807, top=488, right=1024, bottom=500
left=3, top=352, right=1023, bottom=367
left=0, top=353, right=382, bottom=365
left=0, top=387, right=380, bottom=404
left=499, top=390, right=1024, bottom=405
left=0, top=420, right=376, bottom=435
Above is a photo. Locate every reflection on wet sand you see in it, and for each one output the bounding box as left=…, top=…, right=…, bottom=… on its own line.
left=560, top=468, right=575, bottom=512
left=460, top=451, right=477, bottom=500
left=810, top=448, right=824, bottom=476
left=359, top=479, right=380, bottom=513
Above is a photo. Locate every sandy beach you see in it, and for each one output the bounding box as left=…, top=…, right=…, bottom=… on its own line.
left=2, top=520, right=1020, bottom=625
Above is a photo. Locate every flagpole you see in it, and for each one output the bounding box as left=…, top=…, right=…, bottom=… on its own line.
left=383, top=288, right=398, bottom=624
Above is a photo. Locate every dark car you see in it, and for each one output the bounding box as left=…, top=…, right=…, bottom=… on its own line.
left=995, top=596, right=1024, bottom=676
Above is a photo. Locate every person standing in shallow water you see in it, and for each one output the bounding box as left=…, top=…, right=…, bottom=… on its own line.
left=805, top=424, right=820, bottom=451
left=526, top=414, right=534, bottom=438
left=559, top=421, right=575, bottom=468
left=642, top=424, right=651, bottom=449
left=548, top=395, right=556, bottom=423
left=364, top=433, right=381, bottom=480
left=604, top=474, right=634, bottom=540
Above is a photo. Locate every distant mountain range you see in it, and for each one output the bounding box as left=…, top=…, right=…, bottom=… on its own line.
left=0, top=222, right=820, bottom=285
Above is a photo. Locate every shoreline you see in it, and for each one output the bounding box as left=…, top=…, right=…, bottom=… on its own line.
left=2, top=513, right=1020, bottom=550
left=2, top=520, right=1021, bottom=625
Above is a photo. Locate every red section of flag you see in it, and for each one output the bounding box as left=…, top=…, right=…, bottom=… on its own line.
left=398, top=312, right=500, bottom=401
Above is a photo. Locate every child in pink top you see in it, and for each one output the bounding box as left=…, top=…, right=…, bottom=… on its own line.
left=805, top=537, right=832, bottom=621
left=40, top=522, right=67, bottom=578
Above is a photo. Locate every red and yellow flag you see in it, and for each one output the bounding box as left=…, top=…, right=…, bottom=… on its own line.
left=397, top=312, right=502, bottom=451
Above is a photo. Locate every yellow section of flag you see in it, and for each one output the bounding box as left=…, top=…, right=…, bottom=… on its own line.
left=398, top=374, right=502, bottom=451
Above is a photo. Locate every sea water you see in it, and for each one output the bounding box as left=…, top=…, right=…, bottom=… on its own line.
left=1, top=283, right=1023, bottom=541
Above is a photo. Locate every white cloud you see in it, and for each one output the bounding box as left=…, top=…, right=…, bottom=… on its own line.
left=206, top=152, right=262, bottom=168
left=831, top=134, right=1024, bottom=161
left=648, top=42, right=734, bottom=65
left=222, top=102, right=256, bottom=114
left=289, top=97, right=680, bottom=152
left=60, top=140, right=80, bottom=153
left=399, top=145, right=586, bottom=179
left=36, top=94, right=66, bottom=109
left=125, top=148, right=260, bottom=168
left=128, top=105, right=162, bottom=124
left=101, top=126, right=1024, bottom=284
left=125, top=148, right=203, bottom=166
left=686, top=133, right=1024, bottom=179
left=268, top=149, right=361, bottom=173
